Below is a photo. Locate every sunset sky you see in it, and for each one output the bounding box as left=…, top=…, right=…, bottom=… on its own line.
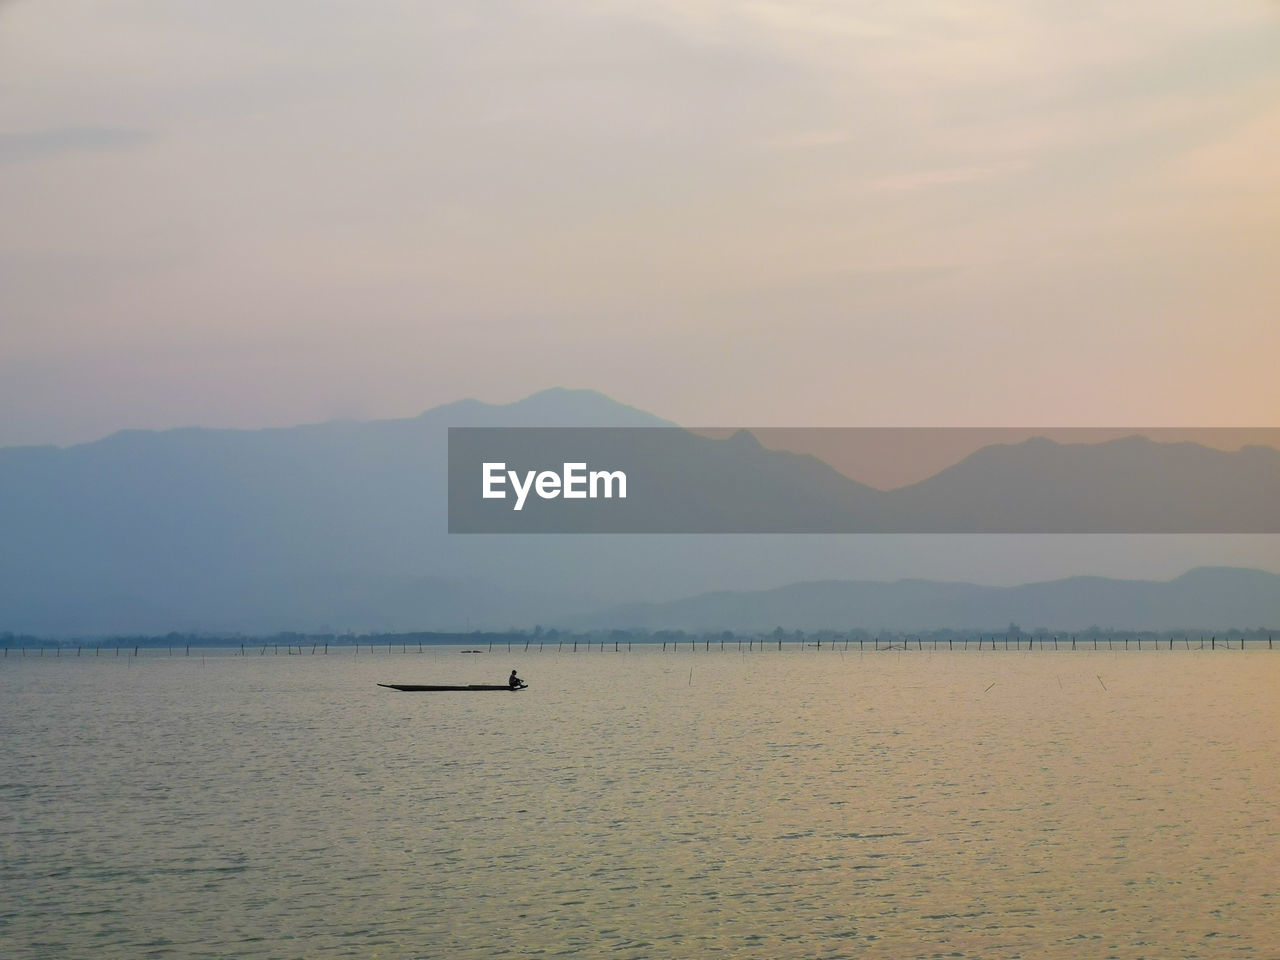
left=2, top=0, right=1279, bottom=448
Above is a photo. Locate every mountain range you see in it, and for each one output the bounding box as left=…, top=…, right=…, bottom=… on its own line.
left=588, top=567, right=1280, bottom=633
left=1, top=388, right=1276, bottom=635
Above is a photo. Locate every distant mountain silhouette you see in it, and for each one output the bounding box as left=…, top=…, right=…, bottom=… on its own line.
left=880, top=436, right=1280, bottom=532
left=589, top=567, right=1280, bottom=632
left=1, top=390, right=1277, bottom=635
left=0, top=389, right=670, bottom=635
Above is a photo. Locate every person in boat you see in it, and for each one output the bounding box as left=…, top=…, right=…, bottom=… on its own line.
left=508, top=669, right=524, bottom=689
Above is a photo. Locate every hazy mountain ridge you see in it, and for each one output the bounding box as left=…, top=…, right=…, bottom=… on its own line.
left=0, top=389, right=670, bottom=634
left=590, top=567, right=1280, bottom=633
left=881, top=436, right=1280, bottom=532
left=1, top=389, right=1277, bottom=635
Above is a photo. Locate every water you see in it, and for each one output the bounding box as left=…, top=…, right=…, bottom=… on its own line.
left=3, top=647, right=1278, bottom=958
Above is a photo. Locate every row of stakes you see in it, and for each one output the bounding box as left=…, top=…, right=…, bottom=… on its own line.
left=4, top=635, right=1276, bottom=656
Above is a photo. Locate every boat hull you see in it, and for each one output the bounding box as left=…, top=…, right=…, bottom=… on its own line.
left=377, top=683, right=527, bottom=692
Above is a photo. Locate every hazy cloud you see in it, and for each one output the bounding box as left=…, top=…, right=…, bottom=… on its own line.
left=0, top=1, right=1278, bottom=447
left=0, top=126, right=150, bottom=164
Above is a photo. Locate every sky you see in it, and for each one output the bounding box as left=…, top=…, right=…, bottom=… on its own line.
left=2, top=0, right=1280, bottom=449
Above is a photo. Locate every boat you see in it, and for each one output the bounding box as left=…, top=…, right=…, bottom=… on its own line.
left=377, top=682, right=528, bottom=692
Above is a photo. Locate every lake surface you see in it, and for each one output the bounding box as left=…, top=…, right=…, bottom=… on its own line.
left=3, top=647, right=1278, bottom=958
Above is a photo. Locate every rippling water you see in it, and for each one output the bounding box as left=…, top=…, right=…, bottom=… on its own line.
left=3, top=647, right=1278, bottom=958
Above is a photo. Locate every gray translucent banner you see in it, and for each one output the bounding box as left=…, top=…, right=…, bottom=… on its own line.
left=448, top=427, right=1280, bottom=533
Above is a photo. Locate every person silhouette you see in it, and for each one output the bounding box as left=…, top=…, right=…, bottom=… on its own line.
left=508, top=669, right=524, bottom=689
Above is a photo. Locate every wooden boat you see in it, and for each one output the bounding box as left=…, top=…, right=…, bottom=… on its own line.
left=377, top=682, right=528, bottom=692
